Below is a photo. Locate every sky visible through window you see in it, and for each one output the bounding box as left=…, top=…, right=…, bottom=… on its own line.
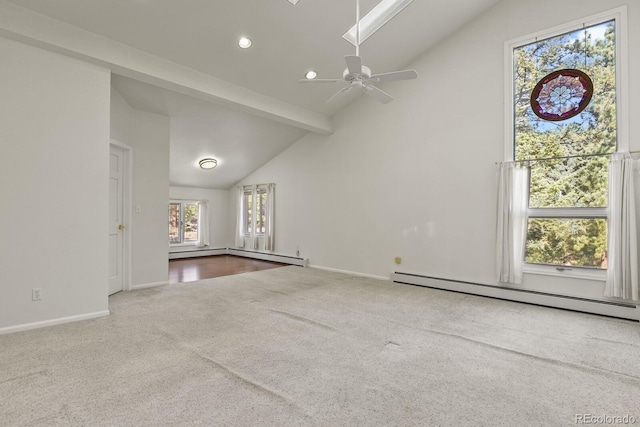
left=515, top=21, right=615, bottom=148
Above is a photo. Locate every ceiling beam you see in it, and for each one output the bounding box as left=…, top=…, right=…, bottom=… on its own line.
left=0, top=1, right=334, bottom=135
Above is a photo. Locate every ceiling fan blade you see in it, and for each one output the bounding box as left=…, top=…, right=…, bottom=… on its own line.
left=326, top=86, right=354, bottom=104
left=298, top=79, right=342, bottom=84
left=345, top=55, right=362, bottom=75
left=370, top=69, right=418, bottom=83
left=363, top=85, right=394, bottom=104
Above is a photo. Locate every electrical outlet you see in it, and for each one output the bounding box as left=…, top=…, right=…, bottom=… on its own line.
left=32, top=288, right=42, bottom=301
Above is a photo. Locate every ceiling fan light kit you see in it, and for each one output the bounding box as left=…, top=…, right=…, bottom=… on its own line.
left=298, top=0, right=417, bottom=105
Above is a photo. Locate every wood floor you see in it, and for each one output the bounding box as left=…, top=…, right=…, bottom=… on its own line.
left=168, top=255, right=287, bottom=284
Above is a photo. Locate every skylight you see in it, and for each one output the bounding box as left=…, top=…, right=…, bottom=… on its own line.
left=342, top=0, right=414, bottom=46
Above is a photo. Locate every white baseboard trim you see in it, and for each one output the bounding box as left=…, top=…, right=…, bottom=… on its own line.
left=392, top=272, right=639, bottom=321
left=228, top=248, right=308, bottom=266
left=0, top=310, right=110, bottom=335
left=169, top=248, right=227, bottom=259
left=130, top=281, right=169, bottom=290
left=310, top=265, right=389, bottom=281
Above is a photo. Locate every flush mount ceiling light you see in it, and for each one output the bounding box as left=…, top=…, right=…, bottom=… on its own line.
left=238, top=37, right=252, bottom=49
left=199, top=158, right=218, bottom=169
left=287, top=0, right=300, bottom=4
left=343, top=0, right=414, bottom=46
left=305, top=70, right=317, bottom=79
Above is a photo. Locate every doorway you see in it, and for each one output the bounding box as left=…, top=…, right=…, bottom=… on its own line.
left=109, top=142, right=131, bottom=295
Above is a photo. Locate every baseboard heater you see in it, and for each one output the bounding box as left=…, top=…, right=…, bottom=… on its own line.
left=169, top=247, right=308, bottom=266
left=391, top=272, right=639, bottom=321
left=227, top=248, right=308, bottom=267
left=169, top=248, right=227, bottom=260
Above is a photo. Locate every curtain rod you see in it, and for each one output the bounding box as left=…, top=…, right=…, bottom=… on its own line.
left=238, top=183, right=276, bottom=188
left=496, top=150, right=640, bottom=165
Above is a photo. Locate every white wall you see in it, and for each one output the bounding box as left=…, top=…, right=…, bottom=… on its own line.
left=0, top=38, right=111, bottom=331
left=233, top=0, right=640, bottom=301
left=169, top=186, right=230, bottom=249
left=111, top=88, right=170, bottom=287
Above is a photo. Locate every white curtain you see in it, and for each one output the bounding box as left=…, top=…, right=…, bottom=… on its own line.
left=264, top=183, right=275, bottom=252
left=604, top=153, right=638, bottom=301
left=496, top=162, right=530, bottom=285
left=197, top=200, right=210, bottom=247
left=234, top=186, right=245, bottom=248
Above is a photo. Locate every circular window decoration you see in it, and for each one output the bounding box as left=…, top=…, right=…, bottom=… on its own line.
left=530, top=69, right=593, bottom=121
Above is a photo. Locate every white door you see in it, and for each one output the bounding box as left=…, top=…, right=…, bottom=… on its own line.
left=109, top=145, right=125, bottom=295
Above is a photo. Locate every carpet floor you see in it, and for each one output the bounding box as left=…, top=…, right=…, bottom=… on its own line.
left=1, top=266, right=639, bottom=426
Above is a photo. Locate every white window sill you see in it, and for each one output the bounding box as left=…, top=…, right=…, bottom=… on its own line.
left=523, top=263, right=606, bottom=282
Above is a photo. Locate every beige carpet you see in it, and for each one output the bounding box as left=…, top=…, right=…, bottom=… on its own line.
left=1, top=266, right=639, bottom=426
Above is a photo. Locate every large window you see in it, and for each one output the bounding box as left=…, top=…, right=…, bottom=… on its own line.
left=238, top=184, right=275, bottom=251
left=242, top=186, right=267, bottom=235
left=169, top=201, right=199, bottom=245
left=512, top=18, right=618, bottom=273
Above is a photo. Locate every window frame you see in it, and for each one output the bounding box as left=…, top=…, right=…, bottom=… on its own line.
left=503, top=7, right=628, bottom=281
left=255, top=186, right=267, bottom=236
left=241, top=184, right=271, bottom=239
left=243, top=187, right=253, bottom=236
left=169, top=199, right=200, bottom=247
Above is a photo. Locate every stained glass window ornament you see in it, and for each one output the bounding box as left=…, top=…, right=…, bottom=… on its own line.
left=530, top=69, right=593, bottom=121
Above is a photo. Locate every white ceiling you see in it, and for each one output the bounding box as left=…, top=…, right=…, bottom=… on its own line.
left=7, top=0, right=500, bottom=188
left=112, top=75, right=308, bottom=189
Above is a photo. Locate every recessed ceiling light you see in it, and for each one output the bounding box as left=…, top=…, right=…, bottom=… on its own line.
left=305, top=70, right=317, bottom=79
left=343, top=0, right=414, bottom=46
left=199, top=158, right=218, bottom=169
left=238, top=37, right=252, bottom=49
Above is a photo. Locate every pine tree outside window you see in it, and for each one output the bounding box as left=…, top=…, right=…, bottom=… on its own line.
left=507, top=8, right=628, bottom=280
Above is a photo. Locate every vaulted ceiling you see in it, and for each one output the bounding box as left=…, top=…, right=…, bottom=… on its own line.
left=6, top=0, right=500, bottom=188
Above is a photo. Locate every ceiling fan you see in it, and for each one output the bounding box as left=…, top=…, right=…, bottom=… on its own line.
left=298, top=0, right=417, bottom=104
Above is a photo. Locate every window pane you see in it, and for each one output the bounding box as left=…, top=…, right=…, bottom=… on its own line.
left=183, top=204, right=198, bottom=243
left=525, top=218, right=607, bottom=268
left=244, top=193, right=252, bottom=234
left=169, top=203, right=181, bottom=244
left=514, top=21, right=616, bottom=161
left=256, top=190, right=266, bottom=234
left=513, top=20, right=617, bottom=271
left=529, top=155, right=609, bottom=208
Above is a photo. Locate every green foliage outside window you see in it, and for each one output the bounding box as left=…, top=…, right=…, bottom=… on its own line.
left=513, top=21, right=616, bottom=268
left=183, top=204, right=199, bottom=242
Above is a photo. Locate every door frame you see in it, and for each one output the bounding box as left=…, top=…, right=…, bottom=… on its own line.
left=110, top=139, right=133, bottom=292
